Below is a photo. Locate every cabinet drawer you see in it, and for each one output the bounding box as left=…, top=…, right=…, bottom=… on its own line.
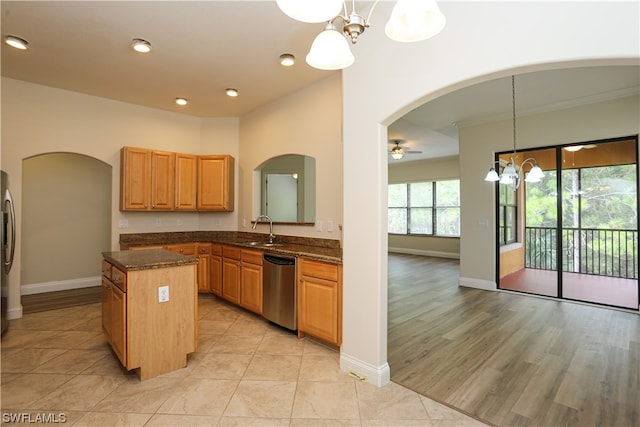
left=223, top=245, right=241, bottom=260
left=167, top=243, right=197, bottom=256
left=197, top=243, right=212, bottom=255
left=299, top=258, right=339, bottom=282
left=111, top=267, right=127, bottom=293
left=211, top=244, right=222, bottom=256
left=101, top=260, right=112, bottom=278
left=241, top=249, right=262, bottom=265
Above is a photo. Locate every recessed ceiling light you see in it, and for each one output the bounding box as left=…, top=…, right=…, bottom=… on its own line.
left=131, top=38, right=152, bottom=53
left=225, top=88, right=239, bottom=97
left=279, top=53, right=295, bottom=67
left=175, top=98, right=188, bottom=106
left=4, top=35, right=28, bottom=50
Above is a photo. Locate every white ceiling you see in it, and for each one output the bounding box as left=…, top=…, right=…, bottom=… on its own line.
left=2, top=1, right=638, bottom=163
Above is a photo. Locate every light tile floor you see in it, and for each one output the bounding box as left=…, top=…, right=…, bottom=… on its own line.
left=1, top=295, right=488, bottom=426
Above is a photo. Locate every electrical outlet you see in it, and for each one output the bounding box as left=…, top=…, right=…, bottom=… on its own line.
left=119, top=219, right=129, bottom=229
left=155, top=218, right=162, bottom=227
left=158, top=286, right=169, bottom=303
left=316, top=220, right=323, bottom=232
left=327, top=220, right=334, bottom=232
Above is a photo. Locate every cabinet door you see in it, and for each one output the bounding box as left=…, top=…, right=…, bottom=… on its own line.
left=197, top=254, right=211, bottom=293
left=240, top=262, right=263, bottom=314
left=197, top=155, right=234, bottom=211
left=298, top=274, right=341, bottom=346
left=120, top=147, right=150, bottom=210
left=222, top=257, right=241, bottom=304
left=210, top=255, right=222, bottom=296
left=150, top=150, right=175, bottom=210
left=101, top=278, right=112, bottom=340
left=175, top=153, right=197, bottom=210
left=111, top=284, right=127, bottom=367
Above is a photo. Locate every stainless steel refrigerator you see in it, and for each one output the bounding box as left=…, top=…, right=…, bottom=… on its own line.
left=1, top=171, right=16, bottom=334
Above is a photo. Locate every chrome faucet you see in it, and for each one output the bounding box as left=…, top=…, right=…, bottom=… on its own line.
left=252, top=215, right=275, bottom=243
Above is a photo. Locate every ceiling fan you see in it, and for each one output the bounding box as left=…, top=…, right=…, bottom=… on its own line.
left=389, top=140, right=422, bottom=160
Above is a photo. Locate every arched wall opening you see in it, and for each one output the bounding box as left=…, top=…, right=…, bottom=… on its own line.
left=21, top=152, right=112, bottom=295
left=340, top=1, right=639, bottom=387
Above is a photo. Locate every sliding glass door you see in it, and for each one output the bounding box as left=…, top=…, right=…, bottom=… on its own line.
left=498, top=137, right=639, bottom=310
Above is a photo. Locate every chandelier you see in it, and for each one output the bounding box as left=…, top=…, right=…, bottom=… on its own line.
left=276, top=0, right=446, bottom=70
left=484, top=75, right=544, bottom=191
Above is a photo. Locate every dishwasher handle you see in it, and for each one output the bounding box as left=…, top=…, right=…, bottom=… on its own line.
left=263, top=254, right=295, bottom=266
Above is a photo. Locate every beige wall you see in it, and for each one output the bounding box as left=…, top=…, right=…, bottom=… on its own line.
left=239, top=74, right=343, bottom=240
left=388, top=156, right=460, bottom=257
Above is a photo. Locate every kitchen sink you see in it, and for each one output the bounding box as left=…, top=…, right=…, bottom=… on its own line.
left=244, top=241, right=282, bottom=247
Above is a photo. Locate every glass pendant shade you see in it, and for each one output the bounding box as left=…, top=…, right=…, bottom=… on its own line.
left=306, top=24, right=355, bottom=70
left=525, top=164, right=545, bottom=182
left=276, top=0, right=343, bottom=23
left=499, top=174, right=515, bottom=186
left=484, top=168, right=500, bottom=182
left=385, top=0, right=446, bottom=42
left=502, top=163, right=517, bottom=178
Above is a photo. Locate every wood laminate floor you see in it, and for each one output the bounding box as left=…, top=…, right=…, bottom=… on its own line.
left=387, top=253, right=640, bottom=427
left=21, top=287, right=102, bottom=314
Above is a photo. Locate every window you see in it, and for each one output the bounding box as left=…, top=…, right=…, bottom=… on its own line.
left=388, top=180, right=460, bottom=236
left=498, top=184, right=516, bottom=245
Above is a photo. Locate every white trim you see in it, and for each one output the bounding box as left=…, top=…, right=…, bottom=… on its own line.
left=7, top=306, right=23, bottom=320
left=388, top=247, right=460, bottom=259
left=340, top=352, right=391, bottom=387
left=21, top=276, right=101, bottom=295
left=458, top=276, right=496, bottom=291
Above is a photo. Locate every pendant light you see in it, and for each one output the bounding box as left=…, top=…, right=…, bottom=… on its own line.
left=484, top=75, right=545, bottom=191
left=276, top=0, right=446, bottom=70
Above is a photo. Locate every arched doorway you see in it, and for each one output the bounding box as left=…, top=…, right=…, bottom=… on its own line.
left=21, top=153, right=111, bottom=306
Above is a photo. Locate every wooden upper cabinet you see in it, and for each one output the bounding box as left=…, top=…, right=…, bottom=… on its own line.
left=175, top=153, right=197, bottom=210
left=121, top=147, right=151, bottom=210
left=151, top=150, right=175, bottom=210
left=197, top=155, right=234, bottom=211
left=121, top=147, right=174, bottom=211
left=121, top=147, right=233, bottom=212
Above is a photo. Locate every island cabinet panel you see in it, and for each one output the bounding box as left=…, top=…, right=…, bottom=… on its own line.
left=197, top=155, right=234, bottom=211
left=240, top=250, right=263, bottom=315
left=297, top=258, right=342, bottom=346
left=175, top=153, right=197, bottom=210
left=101, top=253, right=197, bottom=381
left=127, top=265, right=196, bottom=380
left=222, top=246, right=241, bottom=304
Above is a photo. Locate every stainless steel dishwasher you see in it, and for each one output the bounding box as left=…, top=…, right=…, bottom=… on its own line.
left=262, top=253, right=296, bottom=331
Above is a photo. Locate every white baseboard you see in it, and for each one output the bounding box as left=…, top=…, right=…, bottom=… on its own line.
left=340, top=352, right=391, bottom=387
left=21, top=276, right=101, bottom=295
left=458, top=276, right=496, bottom=291
left=7, top=306, right=23, bottom=320
left=388, top=247, right=460, bottom=259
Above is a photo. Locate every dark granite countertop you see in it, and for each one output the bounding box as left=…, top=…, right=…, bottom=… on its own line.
left=103, top=249, right=199, bottom=272
left=119, top=231, right=342, bottom=264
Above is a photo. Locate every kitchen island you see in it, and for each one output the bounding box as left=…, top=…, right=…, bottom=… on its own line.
left=101, top=249, right=198, bottom=380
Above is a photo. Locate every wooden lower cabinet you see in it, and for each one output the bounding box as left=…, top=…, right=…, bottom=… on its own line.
left=101, top=261, right=128, bottom=367
left=297, top=258, right=342, bottom=346
left=101, top=257, right=196, bottom=380
left=210, top=244, right=222, bottom=296
left=240, top=249, right=263, bottom=314
left=196, top=243, right=211, bottom=293
left=222, top=246, right=241, bottom=304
